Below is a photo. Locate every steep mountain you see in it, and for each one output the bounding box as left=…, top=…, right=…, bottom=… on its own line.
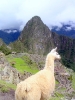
left=0, top=29, right=21, bottom=44
left=10, top=16, right=75, bottom=71
left=19, top=16, right=54, bottom=54
left=51, top=24, right=75, bottom=38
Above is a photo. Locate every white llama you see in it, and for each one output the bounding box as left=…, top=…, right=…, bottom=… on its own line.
left=15, top=47, right=61, bottom=100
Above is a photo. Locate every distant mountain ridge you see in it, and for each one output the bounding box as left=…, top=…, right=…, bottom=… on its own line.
left=0, top=22, right=75, bottom=45
left=0, top=29, right=21, bottom=44
left=51, top=23, right=75, bottom=38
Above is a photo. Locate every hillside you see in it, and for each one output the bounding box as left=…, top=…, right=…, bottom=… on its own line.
left=0, top=52, right=75, bottom=100
left=0, top=38, right=11, bottom=55
left=10, top=16, right=75, bottom=71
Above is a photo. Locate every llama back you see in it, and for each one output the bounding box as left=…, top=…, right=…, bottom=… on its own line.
left=15, top=80, right=41, bottom=100
left=15, top=81, right=31, bottom=100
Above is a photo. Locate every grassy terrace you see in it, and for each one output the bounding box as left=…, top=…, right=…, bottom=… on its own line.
left=6, top=54, right=39, bottom=74
left=0, top=80, right=16, bottom=92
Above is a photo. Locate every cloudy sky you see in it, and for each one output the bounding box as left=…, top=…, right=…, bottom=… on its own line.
left=0, top=0, right=75, bottom=30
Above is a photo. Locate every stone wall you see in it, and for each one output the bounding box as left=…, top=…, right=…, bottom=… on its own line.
left=0, top=52, right=32, bottom=84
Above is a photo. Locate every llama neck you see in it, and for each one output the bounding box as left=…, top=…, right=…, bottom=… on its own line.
left=44, top=55, right=54, bottom=73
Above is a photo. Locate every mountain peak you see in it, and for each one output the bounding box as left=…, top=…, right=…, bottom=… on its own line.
left=24, top=16, right=44, bottom=30
left=31, top=16, right=42, bottom=21
left=19, top=16, right=52, bottom=54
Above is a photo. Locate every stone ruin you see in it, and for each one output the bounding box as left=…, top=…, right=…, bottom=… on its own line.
left=0, top=62, right=19, bottom=84
left=0, top=52, right=32, bottom=84
left=54, top=61, right=75, bottom=97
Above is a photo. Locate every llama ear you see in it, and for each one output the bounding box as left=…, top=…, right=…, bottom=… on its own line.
left=54, top=47, right=57, bottom=51
left=51, top=47, right=57, bottom=53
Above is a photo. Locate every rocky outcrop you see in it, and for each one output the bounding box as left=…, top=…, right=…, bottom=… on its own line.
left=19, top=16, right=54, bottom=54
left=0, top=52, right=17, bottom=84
left=0, top=52, right=34, bottom=84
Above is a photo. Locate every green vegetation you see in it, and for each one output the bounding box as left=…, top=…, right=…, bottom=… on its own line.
left=6, top=54, right=39, bottom=74
left=55, top=80, right=59, bottom=85
left=9, top=40, right=26, bottom=53
left=59, top=49, right=75, bottom=71
left=72, top=73, right=75, bottom=90
left=55, top=92, right=63, bottom=97
left=0, top=44, right=11, bottom=55
left=0, top=80, right=16, bottom=93
left=50, top=92, right=64, bottom=100
left=50, top=80, right=66, bottom=100
left=50, top=97, right=62, bottom=100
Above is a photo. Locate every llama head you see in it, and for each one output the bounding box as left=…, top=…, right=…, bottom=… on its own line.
left=49, top=47, right=61, bottom=60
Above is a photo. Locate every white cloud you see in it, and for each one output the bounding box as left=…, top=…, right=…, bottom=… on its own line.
left=65, top=27, right=72, bottom=31
left=0, top=0, right=75, bottom=30
left=3, top=29, right=18, bottom=33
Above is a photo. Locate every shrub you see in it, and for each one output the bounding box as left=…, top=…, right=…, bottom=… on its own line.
left=0, top=44, right=11, bottom=55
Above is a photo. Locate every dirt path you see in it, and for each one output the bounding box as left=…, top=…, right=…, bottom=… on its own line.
left=0, top=89, right=15, bottom=100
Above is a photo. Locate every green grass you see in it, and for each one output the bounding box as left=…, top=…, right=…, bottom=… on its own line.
left=55, top=92, right=63, bottom=97
left=72, top=72, right=75, bottom=90
left=56, top=80, right=59, bottom=85
left=6, top=54, right=39, bottom=74
left=50, top=97, right=62, bottom=100
left=0, top=80, right=16, bottom=92
left=50, top=92, right=64, bottom=100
